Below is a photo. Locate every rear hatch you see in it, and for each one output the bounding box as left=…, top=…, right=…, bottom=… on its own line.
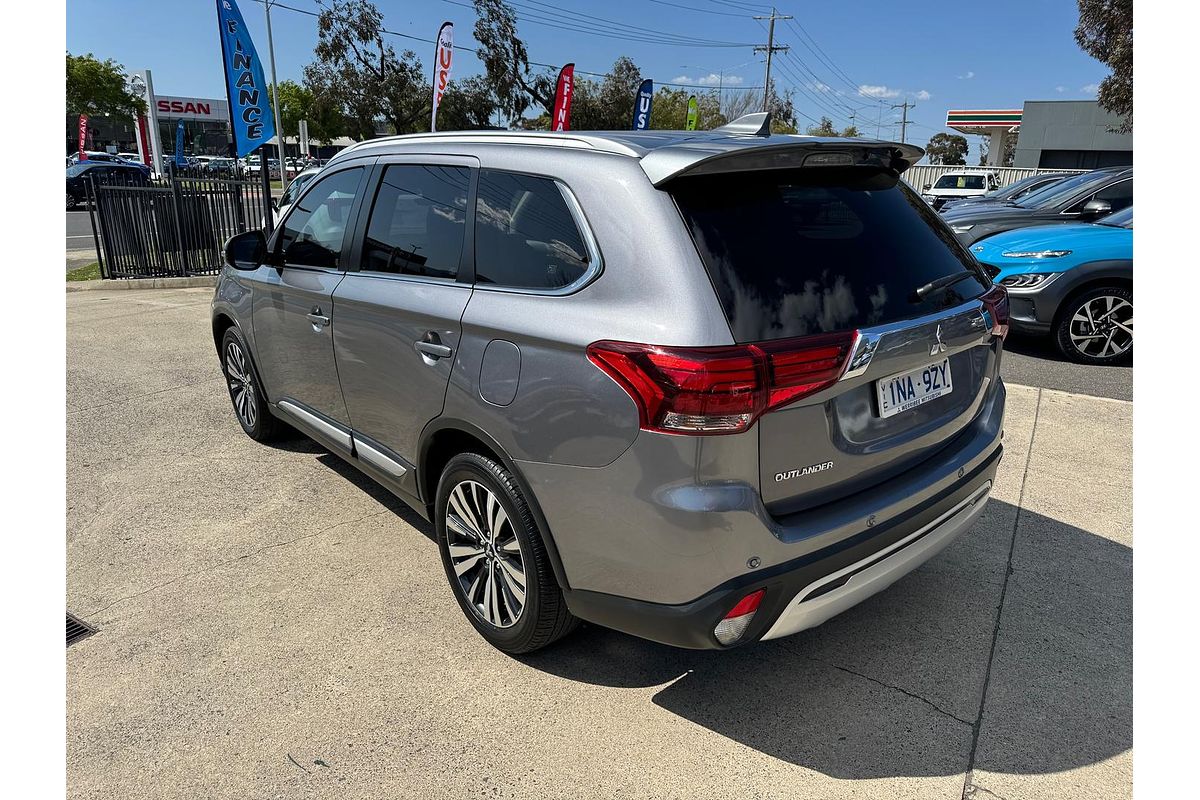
left=669, top=164, right=1000, bottom=515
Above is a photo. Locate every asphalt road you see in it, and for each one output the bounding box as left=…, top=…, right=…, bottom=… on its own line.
left=66, top=209, right=98, bottom=270
left=66, top=287, right=1131, bottom=799
left=1001, top=331, right=1132, bottom=401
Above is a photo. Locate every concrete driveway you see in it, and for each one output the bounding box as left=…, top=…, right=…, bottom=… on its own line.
left=66, top=288, right=1131, bottom=799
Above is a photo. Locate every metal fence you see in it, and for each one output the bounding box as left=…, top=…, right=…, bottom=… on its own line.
left=86, top=168, right=271, bottom=279
left=902, top=164, right=1088, bottom=193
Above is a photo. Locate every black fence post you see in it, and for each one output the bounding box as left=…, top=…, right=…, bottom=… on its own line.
left=84, top=175, right=107, bottom=278
left=168, top=169, right=191, bottom=276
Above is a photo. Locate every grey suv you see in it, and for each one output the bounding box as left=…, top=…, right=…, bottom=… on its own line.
left=212, top=113, right=1009, bottom=653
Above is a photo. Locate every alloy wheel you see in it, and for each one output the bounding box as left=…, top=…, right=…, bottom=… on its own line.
left=1068, top=295, right=1133, bottom=359
left=224, top=340, right=258, bottom=428
left=66, top=192, right=76, bottom=210
left=445, top=480, right=527, bottom=629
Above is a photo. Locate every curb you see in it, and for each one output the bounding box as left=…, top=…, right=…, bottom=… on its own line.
left=66, top=276, right=218, bottom=292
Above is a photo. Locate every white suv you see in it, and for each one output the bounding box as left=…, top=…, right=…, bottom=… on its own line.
left=921, top=170, right=999, bottom=210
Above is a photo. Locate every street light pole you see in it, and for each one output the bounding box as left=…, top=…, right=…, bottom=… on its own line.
left=263, top=0, right=288, bottom=191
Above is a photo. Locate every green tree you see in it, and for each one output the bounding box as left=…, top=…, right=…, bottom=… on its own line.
left=268, top=80, right=348, bottom=145
left=925, top=132, right=969, bottom=165
left=437, top=75, right=501, bottom=130
left=303, top=0, right=427, bottom=138
left=649, top=88, right=725, bottom=130
left=472, top=0, right=555, bottom=119
left=66, top=52, right=146, bottom=118
left=805, top=116, right=860, bottom=137
left=1075, top=0, right=1132, bottom=131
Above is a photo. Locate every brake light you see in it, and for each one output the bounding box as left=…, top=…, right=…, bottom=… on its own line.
left=713, top=588, right=766, bottom=645
left=587, top=331, right=855, bottom=435
left=981, top=284, right=1010, bottom=339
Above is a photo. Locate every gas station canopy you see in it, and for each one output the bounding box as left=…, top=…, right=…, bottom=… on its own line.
left=946, top=110, right=1022, bottom=166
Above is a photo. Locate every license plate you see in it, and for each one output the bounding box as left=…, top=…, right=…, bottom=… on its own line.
left=876, top=358, right=953, bottom=418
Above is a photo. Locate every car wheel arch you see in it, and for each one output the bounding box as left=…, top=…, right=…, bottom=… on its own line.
left=1048, top=263, right=1133, bottom=327
left=418, top=417, right=572, bottom=592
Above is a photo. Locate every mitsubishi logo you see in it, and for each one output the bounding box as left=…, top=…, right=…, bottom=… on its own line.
left=930, top=323, right=948, bottom=356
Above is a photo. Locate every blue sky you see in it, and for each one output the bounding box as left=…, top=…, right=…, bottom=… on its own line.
left=67, top=0, right=1107, bottom=159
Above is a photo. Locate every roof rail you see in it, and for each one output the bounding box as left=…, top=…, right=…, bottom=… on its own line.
left=713, top=112, right=772, bottom=137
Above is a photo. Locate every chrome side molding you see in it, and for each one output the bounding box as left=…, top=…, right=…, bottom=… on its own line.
left=276, top=400, right=352, bottom=450
left=353, top=436, right=409, bottom=479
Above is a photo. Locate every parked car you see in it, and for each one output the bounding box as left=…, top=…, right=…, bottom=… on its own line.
left=206, top=158, right=239, bottom=176
left=939, top=172, right=1074, bottom=213
left=212, top=116, right=1008, bottom=653
left=68, top=151, right=130, bottom=166
left=943, top=166, right=1132, bottom=245
left=266, top=164, right=322, bottom=228
left=66, top=161, right=148, bottom=209
left=971, top=205, right=1131, bottom=364
left=920, top=169, right=999, bottom=210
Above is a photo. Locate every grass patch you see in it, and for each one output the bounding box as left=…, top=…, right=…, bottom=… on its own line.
left=66, top=262, right=101, bottom=282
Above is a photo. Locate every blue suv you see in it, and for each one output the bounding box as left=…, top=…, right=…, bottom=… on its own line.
left=972, top=206, right=1132, bottom=364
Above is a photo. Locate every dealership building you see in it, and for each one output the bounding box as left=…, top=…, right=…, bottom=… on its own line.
left=67, top=69, right=355, bottom=165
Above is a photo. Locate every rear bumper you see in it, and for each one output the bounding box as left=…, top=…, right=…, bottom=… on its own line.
left=560, top=443, right=1001, bottom=649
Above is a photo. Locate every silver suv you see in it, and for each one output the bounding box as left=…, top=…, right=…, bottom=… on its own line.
left=212, top=113, right=1009, bottom=653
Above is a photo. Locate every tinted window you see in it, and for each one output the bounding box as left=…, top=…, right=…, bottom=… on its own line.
left=934, top=175, right=986, bottom=190
left=66, top=164, right=88, bottom=178
left=361, top=165, right=469, bottom=279
left=475, top=171, right=590, bottom=290
left=671, top=168, right=990, bottom=343
left=1017, top=170, right=1117, bottom=209
left=1087, top=178, right=1133, bottom=212
left=278, top=168, right=362, bottom=269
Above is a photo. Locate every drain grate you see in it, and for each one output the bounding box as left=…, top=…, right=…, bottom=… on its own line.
left=66, top=612, right=96, bottom=647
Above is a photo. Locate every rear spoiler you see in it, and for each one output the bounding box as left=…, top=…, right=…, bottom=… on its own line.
left=640, top=112, right=924, bottom=186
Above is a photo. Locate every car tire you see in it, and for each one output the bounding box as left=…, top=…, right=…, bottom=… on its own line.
left=435, top=452, right=578, bottom=654
left=66, top=192, right=77, bottom=211
left=220, top=326, right=282, bottom=442
left=1054, top=286, right=1133, bottom=365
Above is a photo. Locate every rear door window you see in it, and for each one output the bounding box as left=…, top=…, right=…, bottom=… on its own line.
left=671, top=168, right=990, bottom=343
left=474, top=170, right=591, bottom=290
left=360, top=164, right=470, bottom=279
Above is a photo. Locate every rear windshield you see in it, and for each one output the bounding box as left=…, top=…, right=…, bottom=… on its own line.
left=671, top=168, right=990, bottom=343
left=934, top=174, right=986, bottom=190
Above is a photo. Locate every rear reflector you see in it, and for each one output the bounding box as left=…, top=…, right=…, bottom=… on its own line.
left=714, top=588, right=766, bottom=646
left=587, top=331, right=856, bottom=435
left=981, top=285, right=1010, bottom=339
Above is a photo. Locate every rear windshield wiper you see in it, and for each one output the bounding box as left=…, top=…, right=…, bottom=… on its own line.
left=911, top=270, right=979, bottom=302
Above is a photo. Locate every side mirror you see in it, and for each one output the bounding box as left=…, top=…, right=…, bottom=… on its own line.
left=923, top=184, right=932, bottom=191
left=224, top=230, right=266, bottom=270
left=270, top=196, right=279, bottom=210
left=1081, top=198, right=1112, bottom=218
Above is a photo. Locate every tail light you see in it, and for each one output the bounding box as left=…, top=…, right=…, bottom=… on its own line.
left=713, top=588, right=766, bottom=645
left=981, top=285, right=1010, bottom=340
left=587, top=331, right=855, bottom=435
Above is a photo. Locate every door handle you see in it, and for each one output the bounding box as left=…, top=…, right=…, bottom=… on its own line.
left=307, top=306, right=330, bottom=331
left=415, top=341, right=453, bottom=359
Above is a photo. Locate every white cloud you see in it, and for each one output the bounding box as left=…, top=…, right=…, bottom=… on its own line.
left=1080, top=83, right=1099, bottom=95
left=957, top=71, right=975, bottom=80
left=671, top=73, right=744, bottom=87
left=806, top=81, right=833, bottom=93
left=858, top=84, right=900, bottom=99
left=1055, top=85, right=1066, bottom=93
left=915, top=90, right=932, bottom=101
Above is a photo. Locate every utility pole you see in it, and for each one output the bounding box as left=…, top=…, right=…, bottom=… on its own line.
left=263, top=0, right=288, bottom=191
left=891, top=99, right=915, bottom=143
left=753, top=7, right=792, bottom=112
left=875, top=100, right=884, bottom=138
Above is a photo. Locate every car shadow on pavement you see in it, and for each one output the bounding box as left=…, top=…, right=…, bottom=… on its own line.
left=516, top=500, right=1131, bottom=780
left=1003, top=331, right=1132, bottom=367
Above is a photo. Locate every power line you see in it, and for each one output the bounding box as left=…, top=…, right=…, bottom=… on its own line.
left=645, top=0, right=752, bottom=19
left=440, top=0, right=756, bottom=48
left=256, top=0, right=764, bottom=92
